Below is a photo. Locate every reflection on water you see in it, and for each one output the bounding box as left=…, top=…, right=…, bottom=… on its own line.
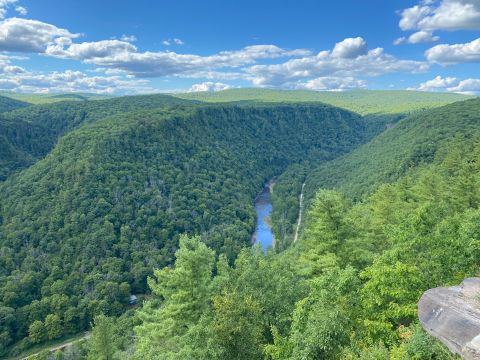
left=253, top=184, right=274, bottom=251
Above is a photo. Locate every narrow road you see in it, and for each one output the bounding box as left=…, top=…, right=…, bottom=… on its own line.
left=21, top=333, right=90, bottom=360
left=293, top=182, right=306, bottom=243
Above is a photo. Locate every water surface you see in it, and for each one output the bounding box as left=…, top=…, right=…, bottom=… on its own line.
left=253, top=184, right=274, bottom=251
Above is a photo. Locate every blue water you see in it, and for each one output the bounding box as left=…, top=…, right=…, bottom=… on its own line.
left=253, top=185, right=274, bottom=251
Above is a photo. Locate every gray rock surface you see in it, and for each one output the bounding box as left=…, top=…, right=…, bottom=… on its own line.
left=418, top=278, right=480, bottom=359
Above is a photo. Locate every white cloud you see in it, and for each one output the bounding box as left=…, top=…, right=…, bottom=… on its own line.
left=394, top=31, right=439, bottom=45
left=14, top=5, right=25, bottom=15
left=47, top=42, right=312, bottom=78
left=188, top=82, right=231, bottom=92
left=399, top=4, right=433, bottom=31
left=0, top=69, right=154, bottom=94
left=412, top=75, right=480, bottom=94
left=0, top=0, right=17, bottom=19
left=449, top=78, right=480, bottom=93
left=163, top=37, right=184, bottom=46
left=0, top=17, right=78, bottom=52
left=120, top=34, right=137, bottom=42
left=247, top=38, right=428, bottom=88
left=415, top=75, right=458, bottom=91
left=46, top=40, right=137, bottom=60
left=425, top=37, right=480, bottom=63
left=298, top=76, right=367, bottom=91
left=0, top=54, right=25, bottom=74
left=331, top=37, right=368, bottom=58
left=399, top=0, right=480, bottom=32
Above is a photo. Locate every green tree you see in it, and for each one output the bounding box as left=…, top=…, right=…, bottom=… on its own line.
left=29, top=320, right=46, bottom=344
left=45, top=314, right=62, bottom=340
left=88, top=314, right=117, bottom=360
left=134, top=235, right=215, bottom=359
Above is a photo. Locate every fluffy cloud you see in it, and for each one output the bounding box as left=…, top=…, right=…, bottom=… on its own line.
left=14, top=5, right=26, bottom=15
left=331, top=37, right=368, bottom=58
left=394, top=30, right=439, bottom=45
left=298, top=76, right=367, bottom=91
left=425, top=38, right=480, bottom=63
left=0, top=54, right=25, bottom=74
left=415, top=75, right=458, bottom=91
left=449, top=78, right=480, bottom=93
left=412, top=75, right=480, bottom=94
left=399, top=0, right=480, bottom=32
left=120, top=34, right=137, bottom=42
left=188, top=82, right=231, bottom=92
left=0, top=69, right=154, bottom=94
left=47, top=43, right=312, bottom=77
left=46, top=40, right=137, bottom=60
left=0, top=0, right=18, bottom=19
left=163, top=38, right=184, bottom=46
left=0, top=17, right=78, bottom=52
left=247, top=38, right=428, bottom=88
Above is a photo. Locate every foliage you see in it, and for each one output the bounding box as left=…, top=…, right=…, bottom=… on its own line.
left=130, top=128, right=480, bottom=359
left=0, top=91, right=112, bottom=105
left=0, top=95, right=29, bottom=112
left=2, top=92, right=478, bottom=358
left=175, top=88, right=472, bottom=115
left=305, top=98, right=480, bottom=202
left=0, top=102, right=366, bottom=351
left=0, top=94, right=195, bottom=179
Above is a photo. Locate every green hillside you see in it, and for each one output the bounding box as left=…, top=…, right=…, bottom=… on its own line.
left=0, top=103, right=367, bottom=355
left=1, top=91, right=476, bottom=359
left=174, top=88, right=473, bottom=115
left=304, top=97, right=480, bottom=202
left=0, top=94, right=195, bottom=180
left=0, top=95, right=30, bottom=112
left=0, top=92, right=113, bottom=105
left=121, top=95, right=480, bottom=360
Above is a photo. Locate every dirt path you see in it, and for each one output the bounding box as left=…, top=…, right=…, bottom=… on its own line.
left=293, top=182, right=306, bottom=243
left=21, top=333, right=90, bottom=360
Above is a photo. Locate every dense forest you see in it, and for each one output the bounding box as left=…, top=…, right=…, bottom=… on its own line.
left=0, top=101, right=369, bottom=357
left=176, top=88, right=472, bottom=115
left=0, top=95, right=195, bottom=179
left=0, top=92, right=478, bottom=359
left=0, top=96, right=29, bottom=113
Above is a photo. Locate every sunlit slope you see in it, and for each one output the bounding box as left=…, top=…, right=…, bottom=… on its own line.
left=174, top=88, right=473, bottom=115
left=0, top=95, right=30, bottom=112
left=0, top=92, right=113, bottom=104
left=304, top=97, right=480, bottom=202
left=0, top=103, right=368, bottom=347
left=0, top=94, right=196, bottom=179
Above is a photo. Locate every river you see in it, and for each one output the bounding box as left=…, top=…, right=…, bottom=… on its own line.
left=252, top=182, right=275, bottom=251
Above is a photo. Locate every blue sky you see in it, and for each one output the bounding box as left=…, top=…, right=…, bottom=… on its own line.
left=0, top=0, right=479, bottom=94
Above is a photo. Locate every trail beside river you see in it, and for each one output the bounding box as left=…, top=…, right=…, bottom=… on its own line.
left=293, top=183, right=306, bottom=243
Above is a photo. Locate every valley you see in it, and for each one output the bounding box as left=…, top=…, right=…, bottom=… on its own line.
left=252, top=181, right=275, bottom=251
left=0, top=89, right=477, bottom=360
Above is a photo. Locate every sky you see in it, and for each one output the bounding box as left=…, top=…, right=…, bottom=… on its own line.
left=0, top=0, right=479, bottom=94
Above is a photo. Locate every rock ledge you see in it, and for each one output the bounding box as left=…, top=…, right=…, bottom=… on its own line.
left=419, top=278, right=480, bottom=359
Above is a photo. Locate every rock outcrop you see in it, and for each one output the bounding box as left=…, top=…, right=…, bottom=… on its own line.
left=418, top=278, right=480, bottom=359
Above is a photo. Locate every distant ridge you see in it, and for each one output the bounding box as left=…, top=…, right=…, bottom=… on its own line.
left=0, top=95, right=30, bottom=112
left=174, top=88, right=474, bottom=115
left=0, top=91, right=113, bottom=105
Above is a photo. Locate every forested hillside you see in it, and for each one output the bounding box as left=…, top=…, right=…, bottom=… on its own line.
left=0, top=102, right=367, bottom=356
left=0, top=92, right=112, bottom=105
left=62, top=133, right=480, bottom=360
left=0, top=96, right=29, bottom=113
left=175, top=88, right=472, bottom=115
left=0, top=95, right=194, bottom=179
left=304, top=98, right=480, bottom=202
left=2, top=92, right=478, bottom=360
left=112, top=98, right=480, bottom=360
